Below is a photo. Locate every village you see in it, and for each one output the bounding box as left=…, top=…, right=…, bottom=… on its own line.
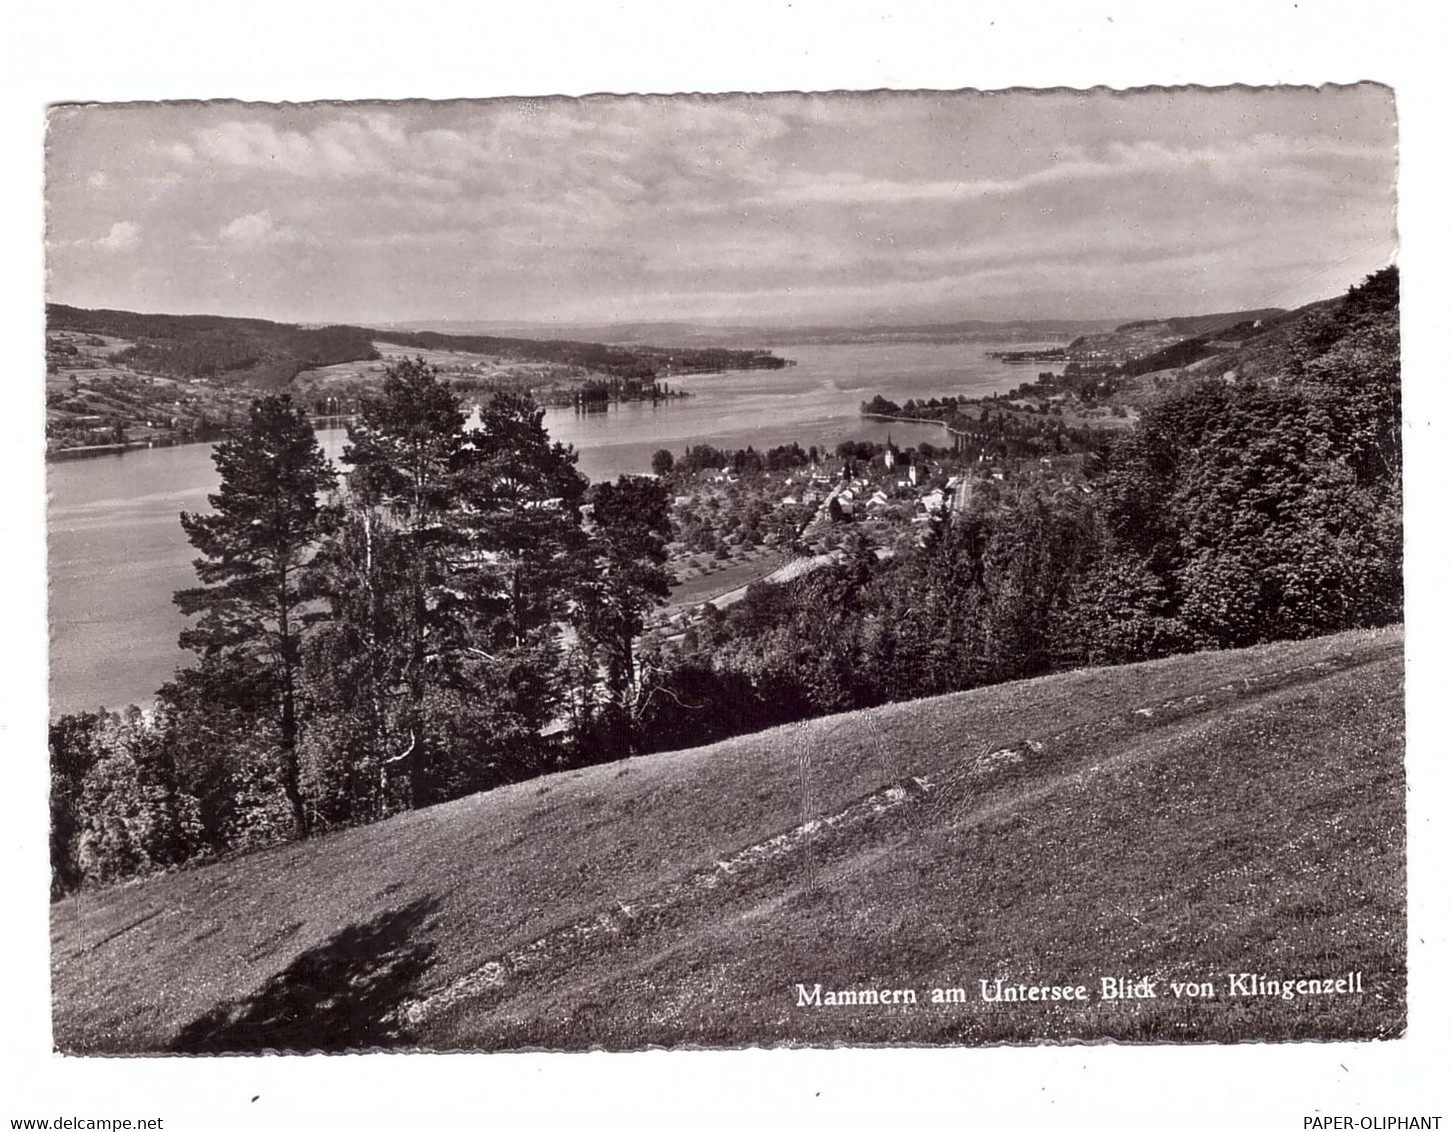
left=44, top=330, right=256, bottom=456
left=649, top=434, right=1084, bottom=638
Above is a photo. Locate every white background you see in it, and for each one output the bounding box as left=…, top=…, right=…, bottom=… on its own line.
left=3, top=3, right=1449, bottom=1129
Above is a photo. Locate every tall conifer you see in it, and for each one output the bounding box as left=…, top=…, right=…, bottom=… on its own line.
left=176, top=395, right=337, bottom=837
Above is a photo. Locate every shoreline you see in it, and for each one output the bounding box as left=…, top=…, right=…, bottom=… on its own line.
left=859, top=410, right=956, bottom=434
left=44, top=376, right=763, bottom=464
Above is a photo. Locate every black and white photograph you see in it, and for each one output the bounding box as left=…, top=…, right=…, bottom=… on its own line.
left=8, top=3, right=1451, bottom=1128
left=43, top=84, right=1406, bottom=1053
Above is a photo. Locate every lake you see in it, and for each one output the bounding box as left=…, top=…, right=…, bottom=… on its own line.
left=47, top=339, right=1059, bottom=715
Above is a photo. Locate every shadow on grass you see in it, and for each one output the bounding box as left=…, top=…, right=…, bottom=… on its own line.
left=171, top=896, right=440, bottom=1053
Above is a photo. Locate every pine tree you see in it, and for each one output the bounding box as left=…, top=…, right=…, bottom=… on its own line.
left=574, top=476, right=673, bottom=757
left=176, top=394, right=337, bottom=838
left=458, top=391, right=589, bottom=649
left=337, top=368, right=591, bottom=808
left=341, top=358, right=468, bottom=806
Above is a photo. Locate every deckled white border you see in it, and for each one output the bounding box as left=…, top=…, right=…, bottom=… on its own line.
left=4, top=2, right=1449, bottom=1128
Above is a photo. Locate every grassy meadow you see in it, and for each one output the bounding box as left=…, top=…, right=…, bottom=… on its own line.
left=50, top=627, right=1405, bottom=1053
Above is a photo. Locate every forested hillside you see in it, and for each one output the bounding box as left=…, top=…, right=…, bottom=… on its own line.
left=46, top=305, right=383, bottom=389
left=372, top=329, right=787, bottom=378
left=1062, top=305, right=1288, bottom=377
left=45, top=304, right=788, bottom=390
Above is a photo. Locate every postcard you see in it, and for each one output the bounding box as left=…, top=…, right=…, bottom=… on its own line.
left=42, top=86, right=1406, bottom=1057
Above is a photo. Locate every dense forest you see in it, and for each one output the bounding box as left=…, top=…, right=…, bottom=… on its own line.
left=48, top=269, right=1402, bottom=898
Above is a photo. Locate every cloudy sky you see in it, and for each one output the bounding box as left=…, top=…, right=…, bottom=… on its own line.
left=44, top=87, right=1397, bottom=327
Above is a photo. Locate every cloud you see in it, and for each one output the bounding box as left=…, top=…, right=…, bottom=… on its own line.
left=175, top=101, right=796, bottom=198
left=95, top=221, right=139, bottom=252
left=756, top=135, right=1392, bottom=213
left=45, top=91, right=1397, bottom=324
left=218, top=210, right=303, bottom=246
left=220, top=210, right=275, bottom=242
left=193, top=116, right=411, bottom=179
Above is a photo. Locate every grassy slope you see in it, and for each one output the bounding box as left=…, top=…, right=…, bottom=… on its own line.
left=50, top=628, right=1405, bottom=1053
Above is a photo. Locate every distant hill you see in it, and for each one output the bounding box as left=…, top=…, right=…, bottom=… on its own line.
left=1114, top=307, right=1287, bottom=338
left=51, top=626, right=1404, bottom=1052
left=371, top=328, right=787, bottom=378
left=45, top=305, right=789, bottom=390
left=387, top=317, right=1127, bottom=347
left=46, top=305, right=382, bottom=389
left=1064, top=306, right=1290, bottom=375
left=761, top=318, right=1127, bottom=346
left=1109, top=290, right=1389, bottom=384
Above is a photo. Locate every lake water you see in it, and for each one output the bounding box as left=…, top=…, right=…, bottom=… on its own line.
left=47, top=340, right=1058, bottom=715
